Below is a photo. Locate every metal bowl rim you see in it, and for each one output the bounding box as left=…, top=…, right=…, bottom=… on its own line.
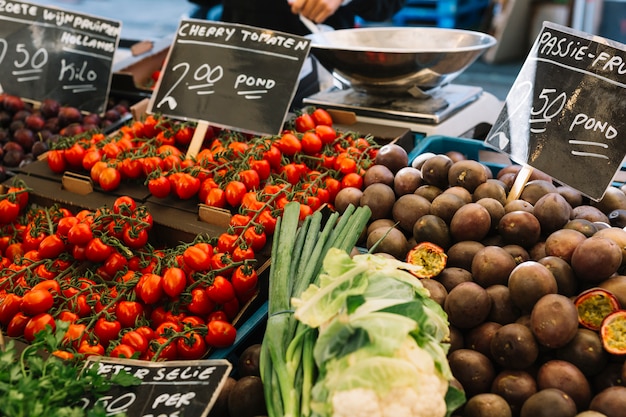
left=306, top=26, right=497, bottom=53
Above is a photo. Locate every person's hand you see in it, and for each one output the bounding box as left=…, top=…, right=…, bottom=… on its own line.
left=288, top=0, right=344, bottom=23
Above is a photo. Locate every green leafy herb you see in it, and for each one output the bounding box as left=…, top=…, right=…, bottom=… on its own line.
left=0, top=322, right=141, bottom=417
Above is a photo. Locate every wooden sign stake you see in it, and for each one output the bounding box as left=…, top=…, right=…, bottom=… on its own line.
left=507, top=164, right=533, bottom=203
left=185, top=120, right=209, bottom=160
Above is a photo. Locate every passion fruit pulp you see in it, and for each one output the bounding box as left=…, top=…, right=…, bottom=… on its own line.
left=405, top=242, right=447, bottom=279
left=600, top=309, right=626, bottom=355
left=574, top=288, right=621, bottom=331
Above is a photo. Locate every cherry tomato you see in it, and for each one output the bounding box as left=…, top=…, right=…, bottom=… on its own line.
left=116, top=300, right=145, bottom=328
left=63, top=323, right=87, bottom=347
left=122, top=225, right=149, bottom=250
left=172, top=173, right=201, bottom=200
left=238, top=169, right=261, bottom=191
left=78, top=340, right=106, bottom=357
left=98, top=166, right=122, bottom=191
left=315, top=124, right=337, bottom=144
left=0, top=199, right=20, bottom=224
left=163, top=267, right=188, bottom=298
left=177, top=332, right=207, bottom=360
left=121, top=330, right=149, bottom=354
left=175, top=125, right=194, bottom=146
left=249, top=158, right=271, bottom=181
left=277, top=132, right=302, bottom=156
left=243, top=227, right=267, bottom=252
left=205, top=319, right=237, bottom=348
left=21, top=289, right=54, bottom=316
left=64, top=142, right=86, bottom=168
left=340, top=172, right=364, bottom=190
left=24, top=313, right=56, bottom=342
left=85, top=237, right=113, bottom=263
left=110, top=343, right=137, bottom=358
left=217, top=232, right=239, bottom=254
left=94, top=317, right=122, bottom=346
left=31, top=279, right=61, bottom=295
left=262, top=144, right=282, bottom=169
left=6, top=312, right=29, bottom=337
left=0, top=293, right=22, bottom=326
left=204, top=187, right=226, bottom=208
left=301, top=131, right=323, bottom=155
left=37, top=234, right=66, bottom=259
left=148, top=175, right=171, bottom=198
left=225, top=180, right=247, bottom=207
left=146, top=336, right=178, bottom=361
left=257, top=209, right=277, bottom=235
left=232, top=244, right=255, bottom=262
left=207, top=310, right=229, bottom=322
left=232, top=265, right=259, bottom=300
left=67, top=222, right=93, bottom=246
left=294, top=112, right=316, bottom=132
left=206, top=276, right=236, bottom=304
left=136, top=273, right=164, bottom=305
left=46, top=149, right=67, bottom=173
left=187, top=287, right=216, bottom=316
left=112, top=196, right=137, bottom=215
left=183, top=243, right=213, bottom=271
left=120, top=157, right=144, bottom=179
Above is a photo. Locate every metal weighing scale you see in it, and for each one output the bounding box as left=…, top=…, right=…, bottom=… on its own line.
left=303, top=83, right=502, bottom=138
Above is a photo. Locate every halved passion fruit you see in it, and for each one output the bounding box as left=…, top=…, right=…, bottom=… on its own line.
left=574, top=288, right=621, bottom=331
left=405, top=242, right=447, bottom=278
left=600, top=309, right=626, bottom=355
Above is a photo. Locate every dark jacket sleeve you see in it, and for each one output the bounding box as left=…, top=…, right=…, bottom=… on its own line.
left=347, top=0, right=406, bottom=22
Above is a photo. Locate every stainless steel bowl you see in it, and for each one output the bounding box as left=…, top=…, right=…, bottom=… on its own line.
left=306, top=27, right=497, bottom=97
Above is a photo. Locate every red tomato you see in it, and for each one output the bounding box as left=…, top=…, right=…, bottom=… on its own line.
left=146, top=336, right=178, bottom=361
left=238, top=169, right=261, bottom=191
left=217, top=232, right=239, bottom=254
left=0, top=199, right=20, bottom=224
left=262, top=144, right=282, bottom=169
left=312, top=108, right=333, bottom=126
left=0, top=293, right=22, bottom=326
left=243, top=227, right=267, bottom=252
left=135, top=325, right=156, bottom=342
left=225, top=180, right=247, bottom=207
left=301, top=131, right=323, bottom=155
left=340, top=172, right=364, bottom=190
left=232, top=265, right=259, bottom=299
left=155, top=321, right=183, bottom=337
left=21, top=289, right=54, bottom=316
left=249, top=158, right=271, bottom=181
left=177, top=332, right=207, bottom=360
left=207, top=310, right=229, bottom=322
left=6, top=312, right=29, bottom=337
left=63, top=323, right=87, bottom=347
left=37, top=234, right=66, bottom=259
left=103, top=251, right=128, bottom=278
left=281, top=162, right=304, bottom=185
left=110, top=343, right=137, bottom=358
left=205, top=320, right=237, bottom=348
left=183, top=243, right=213, bottom=271
left=136, top=273, right=164, bottom=305
left=174, top=125, right=194, bottom=146
left=206, top=276, right=236, bottom=304
left=46, top=149, right=67, bottom=173
left=116, top=300, right=145, bottom=328
left=204, top=187, right=226, bottom=208
left=277, top=132, right=302, bottom=156
left=315, top=124, right=337, bottom=144
left=148, top=175, right=171, bottom=198
left=94, top=317, right=122, bottom=346
left=294, top=112, right=316, bottom=132
left=187, top=287, right=216, bottom=316
left=257, top=209, right=277, bottom=235
left=31, top=279, right=61, bottom=295
left=67, top=222, right=93, bottom=246
left=85, top=237, right=113, bottom=263
left=232, top=244, right=255, bottom=262
left=120, top=158, right=144, bottom=179
left=78, top=340, right=106, bottom=357
left=23, top=313, right=56, bottom=342
left=64, top=143, right=86, bottom=168
left=162, top=267, right=188, bottom=298
left=122, top=225, right=149, bottom=250
left=172, top=173, right=201, bottom=200
left=113, top=196, right=137, bottom=215
left=98, top=166, right=122, bottom=191
left=210, top=252, right=235, bottom=277
left=121, top=330, right=149, bottom=354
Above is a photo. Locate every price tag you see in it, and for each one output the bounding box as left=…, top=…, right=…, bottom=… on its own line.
left=0, top=0, right=121, bottom=114
left=485, top=22, right=626, bottom=201
left=80, top=357, right=232, bottom=417
left=149, top=19, right=311, bottom=136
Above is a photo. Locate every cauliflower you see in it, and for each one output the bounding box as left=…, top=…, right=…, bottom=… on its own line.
left=329, top=343, right=449, bottom=417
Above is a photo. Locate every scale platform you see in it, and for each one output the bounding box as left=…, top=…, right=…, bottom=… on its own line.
left=303, top=84, right=503, bottom=138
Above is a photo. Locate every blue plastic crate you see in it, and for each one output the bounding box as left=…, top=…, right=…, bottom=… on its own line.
left=409, top=135, right=513, bottom=177
left=392, top=0, right=489, bottom=28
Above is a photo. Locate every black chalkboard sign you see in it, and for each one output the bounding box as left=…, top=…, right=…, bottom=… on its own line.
left=485, top=22, right=626, bottom=201
left=79, top=357, right=232, bottom=417
left=149, top=19, right=311, bottom=135
left=0, top=0, right=121, bottom=114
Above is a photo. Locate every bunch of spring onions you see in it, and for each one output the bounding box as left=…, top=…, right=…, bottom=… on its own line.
left=260, top=201, right=371, bottom=417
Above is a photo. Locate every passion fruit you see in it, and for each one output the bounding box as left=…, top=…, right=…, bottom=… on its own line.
left=599, top=309, right=626, bottom=355
left=405, top=242, right=447, bottom=278
left=574, top=288, right=622, bottom=331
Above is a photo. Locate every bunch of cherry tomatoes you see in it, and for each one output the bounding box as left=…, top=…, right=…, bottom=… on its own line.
left=0, top=187, right=264, bottom=361
left=44, top=107, right=379, bottom=219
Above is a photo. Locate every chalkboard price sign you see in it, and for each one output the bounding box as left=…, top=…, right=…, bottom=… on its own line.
left=79, top=357, right=232, bottom=417
left=149, top=19, right=311, bottom=135
left=0, top=0, right=121, bottom=114
left=485, top=22, right=626, bottom=201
